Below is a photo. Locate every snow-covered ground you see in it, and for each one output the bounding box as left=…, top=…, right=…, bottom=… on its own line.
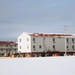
left=0, top=56, right=75, bottom=75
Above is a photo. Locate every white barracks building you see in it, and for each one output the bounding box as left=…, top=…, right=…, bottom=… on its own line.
left=0, top=41, right=18, bottom=56
left=18, top=32, right=75, bottom=56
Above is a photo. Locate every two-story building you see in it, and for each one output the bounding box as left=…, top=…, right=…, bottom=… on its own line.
left=18, top=32, right=75, bottom=57
left=0, top=41, right=18, bottom=56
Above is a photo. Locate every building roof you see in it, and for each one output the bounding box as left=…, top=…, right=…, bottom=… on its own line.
left=0, top=41, right=18, bottom=45
left=29, top=33, right=73, bottom=37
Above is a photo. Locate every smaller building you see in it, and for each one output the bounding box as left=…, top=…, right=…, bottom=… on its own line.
left=0, top=41, right=18, bottom=56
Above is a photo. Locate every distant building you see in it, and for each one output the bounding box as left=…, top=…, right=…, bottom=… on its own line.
left=0, top=41, right=18, bottom=56
left=18, top=32, right=75, bottom=56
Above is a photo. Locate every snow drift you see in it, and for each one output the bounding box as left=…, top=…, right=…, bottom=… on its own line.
left=0, top=56, right=75, bottom=75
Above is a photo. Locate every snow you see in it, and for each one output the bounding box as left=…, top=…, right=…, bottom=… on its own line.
left=0, top=56, right=75, bottom=75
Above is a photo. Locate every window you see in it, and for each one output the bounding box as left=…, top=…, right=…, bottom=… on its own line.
left=6, top=49, right=8, bottom=51
left=67, top=45, right=69, bottom=48
left=72, top=38, right=74, bottom=43
left=20, top=46, right=21, bottom=49
left=14, top=45, right=16, bottom=47
left=72, top=45, right=74, bottom=50
left=33, top=45, right=36, bottom=50
left=53, top=38, right=55, bottom=43
left=14, top=49, right=16, bottom=51
left=27, top=46, right=29, bottom=49
left=66, top=38, right=69, bottom=43
left=33, top=45, right=35, bottom=48
left=53, top=45, right=55, bottom=48
left=67, top=45, right=69, bottom=50
left=19, top=39, right=21, bottom=42
left=53, top=45, right=55, bottom=50
left=6, top=45, right=8, bottom=47
left=1, top=49, right=3, bottom=51
left=33, top=38, right=36, bottom=43
left=39, top=45, right=41, bottom=49
left=27, top=38, right=29, bottom=41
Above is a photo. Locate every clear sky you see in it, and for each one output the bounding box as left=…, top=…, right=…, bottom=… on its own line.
left=0, top=0, right=75, bottom=41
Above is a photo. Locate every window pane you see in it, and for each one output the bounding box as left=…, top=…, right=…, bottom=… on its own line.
left=27, top=46, right=29, bottom=49
left=72, top=45, right=74, bottom=48
left=33, top=38, right=35, bottom=41
left=39, top=45, right=41, bottom=49
left=72, top=39, right=74, bottom=43
left=20, top=46, right=21, bottom=49
left=67, top=45, right=68, bottom=48
left=53, top=45, right=55, bottom=48
left=53, top=38, right=55, bottom=43
left=33, top=45, right=35, bottom=48
left=53, top=38, right=55, bottom=41
left=19, top=39, right=21, bottom=42
left=27, top=38, right=29, bottom=41
left=66, top=38, right=69, bottom=43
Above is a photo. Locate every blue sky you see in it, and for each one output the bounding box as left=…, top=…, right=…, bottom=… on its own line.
left=0, top=0, right=75, bottom=41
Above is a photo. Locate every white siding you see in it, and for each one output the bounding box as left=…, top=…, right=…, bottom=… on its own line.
left=31, top=36, right=44, bottom=52
left=38, top=36, right=65, bottom=52
left=18, top=32, right=31, bottom=52
left=0, top=43, right=18, bottom=54
left=18, top=32, right=75, bottom=53
left=44, top=37, right=75, bottom=52
left=66, top=38, right=75, bottom=52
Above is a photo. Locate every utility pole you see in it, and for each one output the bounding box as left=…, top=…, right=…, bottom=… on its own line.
left=64, top=25, right=67, bottom=56
left=43, top=34, right=45, bottom=52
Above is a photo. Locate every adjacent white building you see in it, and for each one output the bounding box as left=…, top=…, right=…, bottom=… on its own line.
left=18, top=32, right=75, bottom=56
left=0, top=41, right=18, bottom=56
